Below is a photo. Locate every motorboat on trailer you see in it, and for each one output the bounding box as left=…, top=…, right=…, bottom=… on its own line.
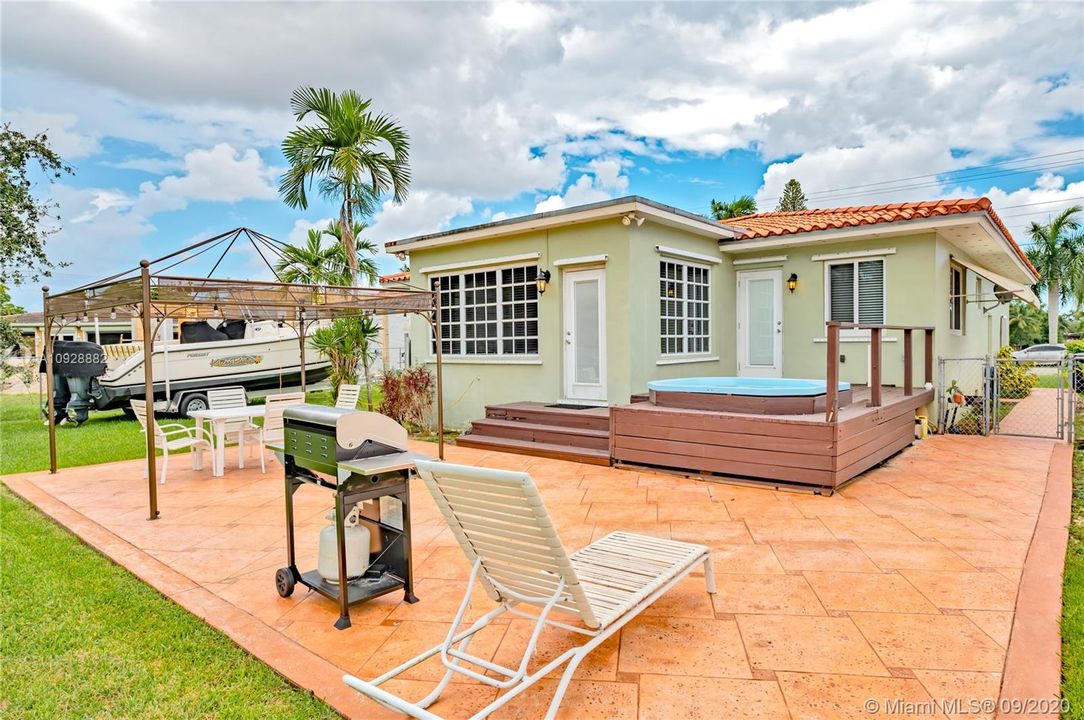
left=47, top=318, right=331, bottom=424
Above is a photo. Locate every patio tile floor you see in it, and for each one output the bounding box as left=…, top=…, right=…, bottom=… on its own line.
left=1, top=434, right=1061, bottom=719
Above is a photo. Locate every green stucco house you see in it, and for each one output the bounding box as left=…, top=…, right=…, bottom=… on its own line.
left=384, top=196, right=1039, bottom=429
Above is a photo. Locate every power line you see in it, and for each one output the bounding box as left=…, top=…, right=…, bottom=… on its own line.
left=692, top=148, right=1084, bottom=213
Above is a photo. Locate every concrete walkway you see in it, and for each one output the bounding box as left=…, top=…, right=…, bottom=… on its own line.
left=997, top=388, right=1069, bottom=438
left=2, top=434, right=1067, bottom=719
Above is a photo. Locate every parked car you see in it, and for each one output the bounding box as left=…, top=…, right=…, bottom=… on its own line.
left=1011, top=343, right=1066, bottom=364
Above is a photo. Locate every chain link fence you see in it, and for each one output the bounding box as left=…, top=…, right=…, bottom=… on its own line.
left=937, top=355, right=1074, bottom=440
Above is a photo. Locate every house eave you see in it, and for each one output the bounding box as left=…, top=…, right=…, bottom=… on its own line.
left=720, top=212, right=1038, bottom=287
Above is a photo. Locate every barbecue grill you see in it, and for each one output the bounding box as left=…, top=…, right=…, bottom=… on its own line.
left=274, top=404, right=425, bottom=629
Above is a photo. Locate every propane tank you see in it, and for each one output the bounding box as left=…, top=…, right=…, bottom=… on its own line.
left=317, top=504, right=371, bottom=584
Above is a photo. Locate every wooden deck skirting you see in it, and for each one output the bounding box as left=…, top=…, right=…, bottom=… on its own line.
left=611, top=386, right=933, bottom=491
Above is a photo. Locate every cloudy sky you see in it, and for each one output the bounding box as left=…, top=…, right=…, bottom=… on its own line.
left=2, top=0, right=1082, bottom=307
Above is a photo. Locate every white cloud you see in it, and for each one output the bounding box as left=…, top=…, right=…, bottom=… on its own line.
left=286, top=217, right=335, bottom=245
left=133, top=143, right=278, bottom=216
left=369, top=190, right=473, bottom=249
left=534, top=156, right=629, bottom=212
left=961, top=173, right=1084, bottom=244
left=0, top=0, right=1079, bottom=254
left=2, top=109, right=100, bottom=158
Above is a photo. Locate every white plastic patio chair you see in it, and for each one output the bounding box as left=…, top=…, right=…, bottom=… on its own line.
left=130, top=399, right=212, bottom=484
left=335, top=383, right=361, bottom=409
left=261, top=391, right=305, bottom=463
left=343, top=460, right=715, bottom=720
left=207, top=386, right=264, bottom=473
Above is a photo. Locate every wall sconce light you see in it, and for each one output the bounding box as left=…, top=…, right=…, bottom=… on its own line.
left=787, top=272, right=799, bottom=293
left=536, top=269, right=552, bottom=295
left=110, top=309, right=117, bottom=320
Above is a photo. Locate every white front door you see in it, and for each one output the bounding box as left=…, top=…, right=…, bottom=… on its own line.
left=737, top=269, right=783, bottom=377
left=562, top=268, right=607, bottom=401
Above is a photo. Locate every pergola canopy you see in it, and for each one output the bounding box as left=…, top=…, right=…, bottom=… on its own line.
left=41, top=227, right=445, bottom=521
left=44, top=227, right=435, bottom=323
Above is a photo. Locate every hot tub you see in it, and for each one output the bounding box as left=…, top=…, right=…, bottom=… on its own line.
left=646, top=377, right=852, bottom=415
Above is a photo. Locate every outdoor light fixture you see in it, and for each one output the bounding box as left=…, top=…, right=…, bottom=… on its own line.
left=621, top=213, right=645, bottom=227
left=110, top=308, right=117, bottom=320
left=787, top=272, right=799, bottom=293
left=536, top=269, right=551, bottom=295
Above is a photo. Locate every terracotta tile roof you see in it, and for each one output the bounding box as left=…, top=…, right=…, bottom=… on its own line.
left=723, top=197, right=1037, bottom=277
left=378, top=271, right=411, bottom=284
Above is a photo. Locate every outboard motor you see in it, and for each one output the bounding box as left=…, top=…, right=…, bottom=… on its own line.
left=44, top=340, right=108, bottom=425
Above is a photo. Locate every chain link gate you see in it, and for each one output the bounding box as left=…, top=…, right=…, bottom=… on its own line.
left=937, top=355, right=1075, bottom=441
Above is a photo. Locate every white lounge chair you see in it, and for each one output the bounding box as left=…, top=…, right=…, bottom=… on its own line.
left=335, top=383, right=362, bottom=409
left=343, top=460, right=715, bottom=720
left=207, top=386, right=264, bottom=473
left=261, top=391, right=305, bottom=463
left=130, top=399, right=212, bottom=484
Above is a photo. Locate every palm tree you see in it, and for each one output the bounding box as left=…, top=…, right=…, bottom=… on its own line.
left=279, top=87, right=410, bottom=284
left=1009, top=300, right=1046, bottom=347
left=1025, top=205, right=1083, bottom=343
left=311, top=315, right=382, bottom=400
left=323, top=220, right=379, bottom=286
left=710, top=195, right=757, bottom=220
left=274, top=228, right=350, bottom=286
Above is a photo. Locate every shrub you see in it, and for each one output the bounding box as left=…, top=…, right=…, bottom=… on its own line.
left=379, top=366, right=434, bottom=431
left=997, top=345, right=1039, bottom=399
left=1066, top=339, right=1084, bottom=356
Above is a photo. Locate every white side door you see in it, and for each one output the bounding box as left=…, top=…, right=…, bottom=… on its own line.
left=737, top=269, right=783, bottom=377
left=562, top=268, right=607, bottom=401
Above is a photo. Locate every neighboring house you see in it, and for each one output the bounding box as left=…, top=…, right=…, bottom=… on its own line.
left=384, top=196, right=1039, bottom=428
left=375, top=271, right=413, bottom=373
left=3, top=311, right=135, bottom=356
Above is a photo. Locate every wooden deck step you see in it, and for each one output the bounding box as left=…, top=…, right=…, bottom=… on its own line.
left=455, top=433, right=611, bottom=465
left=469, top=418, right=610, bottom=450
left=484, top=402, right=611, bottom=431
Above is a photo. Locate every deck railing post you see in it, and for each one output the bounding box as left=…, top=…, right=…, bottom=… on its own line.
left=903, top=329, right=913, bottom=396
left=826, top=322, right=840, bottom=422
left=924, top=328, right=934, bottom=385
left=869, top=327, right=882, bottom=408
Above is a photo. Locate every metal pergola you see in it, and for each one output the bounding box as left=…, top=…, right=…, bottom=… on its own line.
left=40, top=228, right=445, bottom=520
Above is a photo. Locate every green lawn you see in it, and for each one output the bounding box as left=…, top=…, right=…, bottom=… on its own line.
left=0, top=485, right=339, bottom=719
left=0, top=388, right=383, bottom=476
left=1063, top=411, right=1084, bottom=708
left=1036, top=372, right=1066, bottom=389
left=0, top=388, right=385, bottom=718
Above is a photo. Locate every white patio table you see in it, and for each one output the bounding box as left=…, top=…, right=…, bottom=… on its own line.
left=188, top=405, right=266, bottom=477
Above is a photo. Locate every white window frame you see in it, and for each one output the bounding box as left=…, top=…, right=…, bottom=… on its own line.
left=823, top=257, right=886, bottom=336
left=949, top=261, right=966, bottom=335
left=429, top=263, right=540, bottom=358
left=659, top=258, right=712, bottom=357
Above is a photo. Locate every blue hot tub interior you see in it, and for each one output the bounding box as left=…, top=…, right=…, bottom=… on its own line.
left=646, top=377, right=850, bottom=397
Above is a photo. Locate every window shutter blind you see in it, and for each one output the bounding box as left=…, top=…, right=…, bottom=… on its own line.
left=857, top=260, right=884, bottom=323
left=829, top=264, right=854, bottom=322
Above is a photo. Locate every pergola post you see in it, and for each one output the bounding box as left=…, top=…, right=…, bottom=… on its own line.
left=297, top=309, right=307, bottom=394
left=434, top=280, right=444, bottom=461
left=140, top=260, right=159, bottom=520
left=43, top=286, right=57, bottom=474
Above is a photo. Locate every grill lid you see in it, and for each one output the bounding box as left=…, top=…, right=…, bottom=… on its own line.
left=284, top=404, right=408, bottom=452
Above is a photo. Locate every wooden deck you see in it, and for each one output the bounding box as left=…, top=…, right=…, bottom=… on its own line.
left=610, top=386, right=934, bottom=492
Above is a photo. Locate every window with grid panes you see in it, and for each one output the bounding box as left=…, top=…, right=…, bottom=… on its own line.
left=430, top=265, right=538, bottom=356
left=659, top=259, right=711, bottom=355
